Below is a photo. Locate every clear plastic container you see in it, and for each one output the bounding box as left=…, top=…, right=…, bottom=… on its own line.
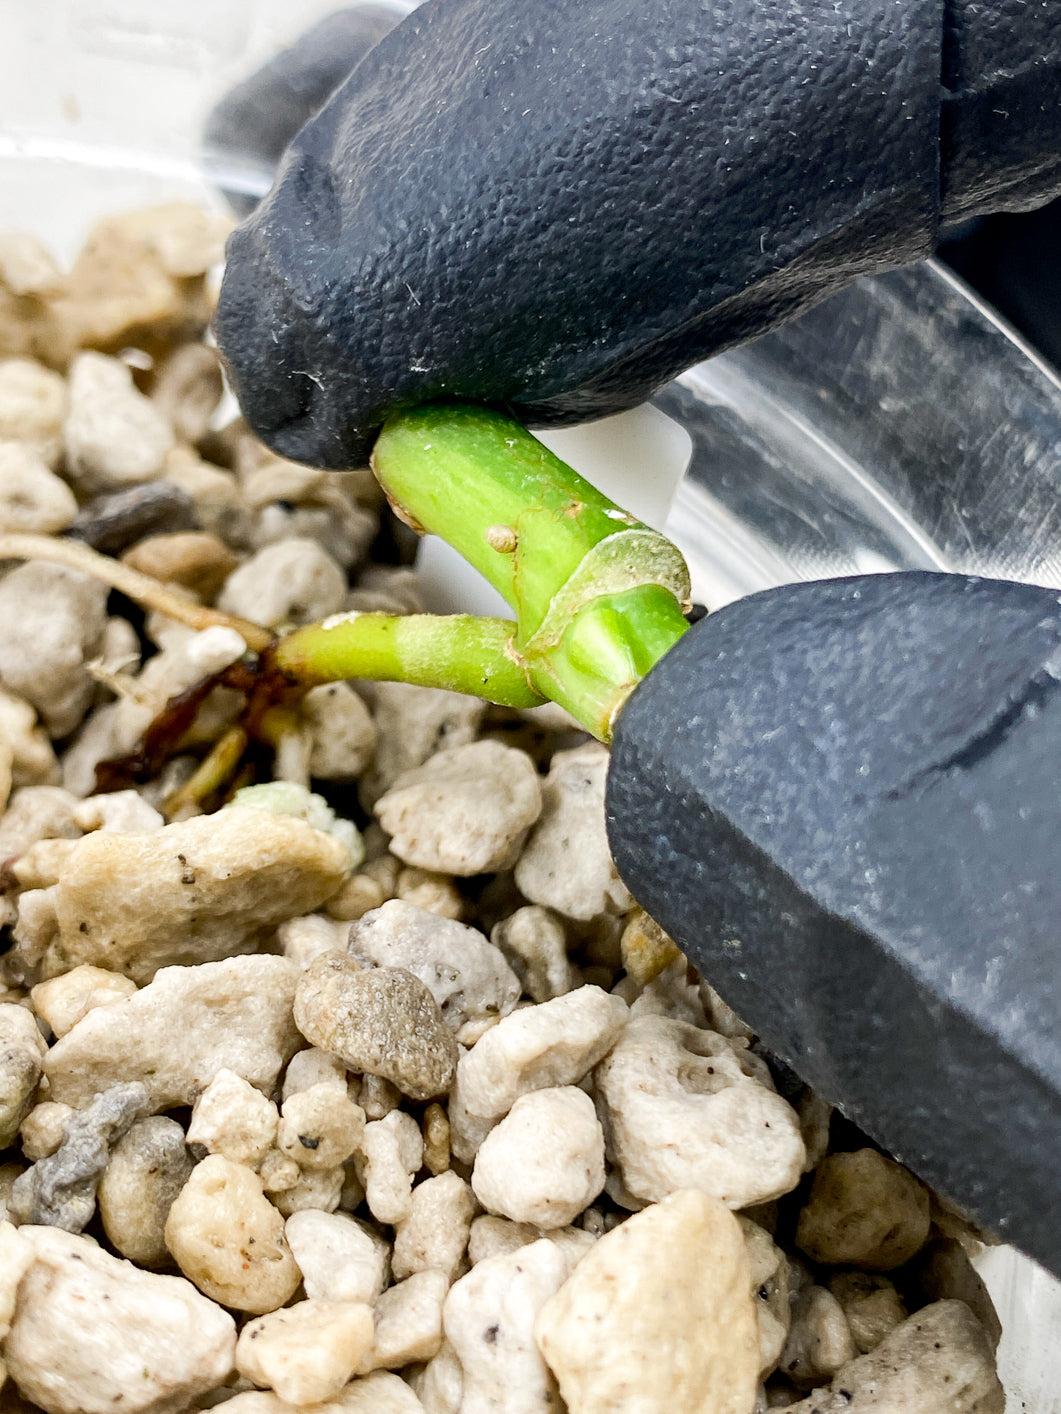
left=2, top=3, right=1059, bottom=1408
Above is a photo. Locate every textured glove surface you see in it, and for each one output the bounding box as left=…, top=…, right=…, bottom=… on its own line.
left=606, top=572, right=1061, bottom=1274
left=216, top=0, right=942, bottom=467
left=215, top=0, right=1061, bottom=469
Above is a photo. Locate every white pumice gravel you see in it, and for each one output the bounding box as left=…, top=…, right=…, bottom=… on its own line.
left=594, top=1013, right=806, bottom=1207
left=393, top=1170, right=477, bottom=1282
left=739, top=1216, right=791, bottom=1378
left=375, top=739, right=542, bottom=875
left=281, top=1043, right=348, bottom=1098
left=19, top=1101, right=72, bottom=1163
left=30, top=964, right=138, bottom=1038
left=69, top=788, right=164, bottom=835
left=0, top=440, right=77, bottom=534
left=514, top=743, right=633, bottom=920
left=413, top=1338, right=464, bottom=1414
left=236, top=1299, right=376, bottom=1406
left=363, top=1268, right=450, bottom=1372
left=449, top=985, right=629, bottom=1161
left=0, top=783, right=80, bottom=858
left=49, top=806, right=350, bottom=982
left=217, top=536, right=348, bottom=627
left=273, top=1161, right=346, bottom=1216
left=278, top=912, right=351, bottom=970
left=44, top=954, right=302, bottom=1110
left=164, top=1153, right=302, bottom=1313
left=186, top=1067, right=280, bottom=1169
left=0, top=357, right=66, bottom=466
left=216, top=1372, right=427, bottom=1414
left=304, top=681, right=378, bottom=780
left=362, top=681, right=485, bottom=804
left=4, top=1224, right=235, bottom=1414
left=149, top=342, right=223, bottom=445
left=277, top=1082, right=366, bottom=1169
left=471, top=1086, right=606, bottom=1228
left=360, top=1109, right=425, bottom=1225
left=0, top=1004, right=47, bottom=1148
left=444, top=1239, right=574, bottom=1414
left=0, top=689, right=59, bottom=803
left=63, top=351, right=175, bottom=493
left=0, top=562, right=108, bottom=737
left=467, top=1214, right=597, bottom=1268
left=285, top=1209, right=390, bottom=1304
left=0, top=207, right=1006, bottom=1413
left=535, top=1190, right=759, bottom=1414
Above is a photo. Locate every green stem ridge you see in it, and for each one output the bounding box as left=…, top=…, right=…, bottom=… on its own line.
left=271, top=610, right=545, bottom=709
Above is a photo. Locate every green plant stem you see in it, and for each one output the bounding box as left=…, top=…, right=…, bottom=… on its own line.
left=371, top=405, right=692, bottom=738
left=373, top=405, right=648, bottom=631
left=269, top=611, right=545, bottom=708
left=535, top=584, right=692, bottom=734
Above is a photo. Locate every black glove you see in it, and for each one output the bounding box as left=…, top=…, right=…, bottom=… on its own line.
left=214, top=0, right=1061, bottom=470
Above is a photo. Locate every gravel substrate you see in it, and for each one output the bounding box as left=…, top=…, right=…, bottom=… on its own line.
left=0, top=204, right=1006, bottom=1414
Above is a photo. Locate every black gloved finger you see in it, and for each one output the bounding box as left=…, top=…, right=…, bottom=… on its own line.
left=203, top=5, right=405, bottom=216
left=215, top=0, right=1061, bottom=472
left=942, top=2, right=1061, bottom=224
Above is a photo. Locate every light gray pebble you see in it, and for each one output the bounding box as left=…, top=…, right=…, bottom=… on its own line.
left=361, top=682, right=485, bottom=806
left=0, top=785, right=80, bottom=862
left=67, top=481, right=197, bottom=555
left=150, top=341, right=224, bottom=445
left=0, top=440, right=77, bottom=534
left=0, top=356, right=66, bottom=467
left=0, top=1003, right=47, bottom=1148
left=783, top=1301, right=1003, bottom=1413
left=63, top=350, right=175, bottom=493
left=250, top=495, right=377, bottom=572
left=97, top=1115, right=194, bottom=1266
left=294, top=953, right=459, bottom=1101
left=304, top=682, right=377, bottom=781
left=9, top=1081, right=149, bottom=1232
left=0, top=564, right=108, bottom=738
left=514, top=743, right=633, bottom=921
left=349, top=899, right=520, bottom=1036
left=217, top=536, right=346, bottom=628
left=491, top=905, right=575, bottom=1002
